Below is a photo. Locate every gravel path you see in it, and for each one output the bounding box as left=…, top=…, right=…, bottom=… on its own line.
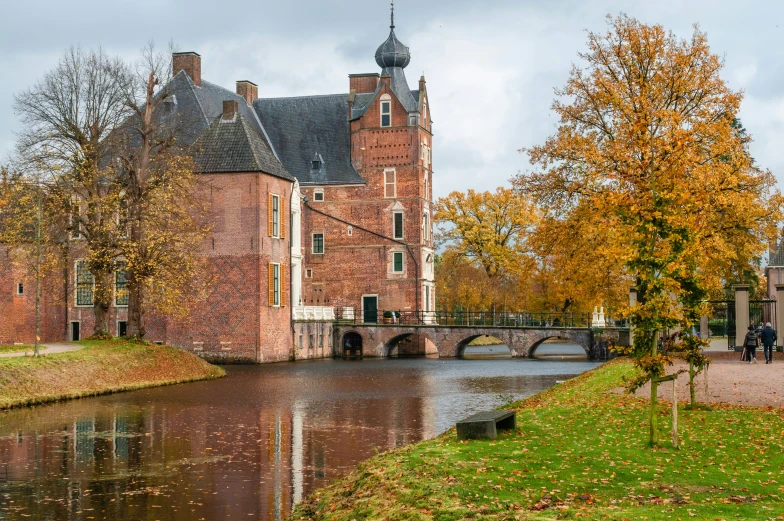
left=630, top=353, right=784, bottom=408
left=0, top=342, right=84, bottom=359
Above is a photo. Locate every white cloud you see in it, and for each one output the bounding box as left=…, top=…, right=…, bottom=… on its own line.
left=1, top=0, right=783, bottom=199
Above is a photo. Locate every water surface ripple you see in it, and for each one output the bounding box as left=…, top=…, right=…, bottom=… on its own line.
left=0, top=355, right=599, bottom=520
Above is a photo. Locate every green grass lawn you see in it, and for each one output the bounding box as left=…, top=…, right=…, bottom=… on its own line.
left=0, top=339, right=224, bottom=409
left=292, top=359, right=784, bottom=520
left=0, top=344, right=44, bottom=353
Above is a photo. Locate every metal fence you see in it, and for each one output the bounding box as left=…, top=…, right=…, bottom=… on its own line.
left=335, top=308, right=627, bottom=328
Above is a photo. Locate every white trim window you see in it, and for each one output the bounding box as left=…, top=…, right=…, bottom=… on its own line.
left=312, top=232, right=325, bottom=254
left=75, top=260, right=95, bottom=307
left=393, top=211, right=404, bottom=239
left=384, top=168, right=396, bottom=198
left=392, top=251, right=404, bottom=273
left=16, top=282, right=23, bottom=296
left=271, top=194, right=280, bottom=237
left=272, top=263, right=281, bottom=307
left=115, top=263, right=129, bottom=307
left=422, top=212, right=429, bottom=242
left=380, top=94, right=392, bottom=127
left=313, top=189, right=324, bottom=202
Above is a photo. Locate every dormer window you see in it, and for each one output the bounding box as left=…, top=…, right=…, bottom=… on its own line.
left=380, top=94, right=392, bottom=127
left=311, top=153, right=324, bottom=171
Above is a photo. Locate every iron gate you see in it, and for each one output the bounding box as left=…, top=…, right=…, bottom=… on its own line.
left=706, top=300, right=734, bottom=350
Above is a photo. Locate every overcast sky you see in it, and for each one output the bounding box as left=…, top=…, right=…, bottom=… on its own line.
left=1, top=0, right=782, bottom=198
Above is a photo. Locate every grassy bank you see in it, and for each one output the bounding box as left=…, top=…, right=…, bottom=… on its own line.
left=292, top=359, right=784, bottom=520
left=0, top=339, right=225, bottom=409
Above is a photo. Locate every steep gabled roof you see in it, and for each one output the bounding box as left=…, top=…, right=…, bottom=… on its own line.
left=191, top=112, right=293, bottom=180
left=167, top=71, right=281, bottom=164
left=254, top=94, right=365, bottom=186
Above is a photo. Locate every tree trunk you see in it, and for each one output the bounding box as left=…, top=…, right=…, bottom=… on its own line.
left=688, top=360, right=697, bottom=409
left=92, top=271, right=113, bottom=337
left=126, top=269, right=145, bottom=339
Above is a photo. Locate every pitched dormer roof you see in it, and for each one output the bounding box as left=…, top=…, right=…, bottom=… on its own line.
left=191, top=112, right=293, bottom=180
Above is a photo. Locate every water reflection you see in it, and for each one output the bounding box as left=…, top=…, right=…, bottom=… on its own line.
left=0, top=357, right=599, bottom=520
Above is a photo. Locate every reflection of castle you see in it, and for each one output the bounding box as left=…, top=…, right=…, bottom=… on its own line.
left=0, top=6, right=434, bottom=363
left=0, top=369, right=436, bottom=520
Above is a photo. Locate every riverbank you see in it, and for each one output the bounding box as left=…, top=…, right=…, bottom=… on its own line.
left=0, top=339, right=225, bottom=409
left=292, top=358, right=784, bottom=520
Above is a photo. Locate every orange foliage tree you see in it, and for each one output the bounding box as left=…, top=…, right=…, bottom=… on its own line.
left=516, top=15, right=782, bottom=444
left=434, top=187, right=537, bottom=312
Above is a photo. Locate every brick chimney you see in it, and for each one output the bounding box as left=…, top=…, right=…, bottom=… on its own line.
left=222, top=100, right=238, bottom=121
left=349, top=73, right=380, bottom=94
left=236, top=81, right=258, bottom=106
left=419, top=75, right=426, bottom=93
left=173, top=52, right=201, bottom=86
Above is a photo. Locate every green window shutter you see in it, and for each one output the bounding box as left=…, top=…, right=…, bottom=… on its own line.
left=393, top=252, right=403, bottom=272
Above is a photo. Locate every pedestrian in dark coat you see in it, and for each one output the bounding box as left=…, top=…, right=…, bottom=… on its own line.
left=744, top=325, right=759, bottom=364
left=761, top=322, right=777, bottom=364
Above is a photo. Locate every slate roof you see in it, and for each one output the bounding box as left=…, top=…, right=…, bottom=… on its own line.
left=166, top=71, right=281, bottom=162
left=255, top=94, right=365, bottom=186
left=191, top=112, right=293, bottom=180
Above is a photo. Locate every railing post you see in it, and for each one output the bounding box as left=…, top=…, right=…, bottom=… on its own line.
left=734, top=285, right=750, bottom=351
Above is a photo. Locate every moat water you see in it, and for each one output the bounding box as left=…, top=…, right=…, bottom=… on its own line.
left=0, top=346, right=598, bottom=521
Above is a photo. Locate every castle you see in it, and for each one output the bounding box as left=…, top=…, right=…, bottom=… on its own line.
left=0, top=13, right=435, bottom=362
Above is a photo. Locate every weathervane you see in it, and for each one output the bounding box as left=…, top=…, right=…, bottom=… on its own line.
left=390, top=1, right=395, bottom=29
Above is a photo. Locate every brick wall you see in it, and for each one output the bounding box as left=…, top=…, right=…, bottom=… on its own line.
left=299, top=81, right=435, bottom=317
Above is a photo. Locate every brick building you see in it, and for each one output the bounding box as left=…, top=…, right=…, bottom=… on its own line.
left=0, top=14, right=434, bottom=362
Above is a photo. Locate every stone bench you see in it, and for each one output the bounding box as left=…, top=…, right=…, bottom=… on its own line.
left=456, top=410, right=517, bottom=440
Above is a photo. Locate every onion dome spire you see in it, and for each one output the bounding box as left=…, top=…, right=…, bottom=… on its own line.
left=375, top=1, right=411, bottom=69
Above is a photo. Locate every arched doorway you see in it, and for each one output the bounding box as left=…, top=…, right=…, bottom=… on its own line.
left=342, top=332, right=363, bottom=358
left=530, top=337, right=588, bottom=361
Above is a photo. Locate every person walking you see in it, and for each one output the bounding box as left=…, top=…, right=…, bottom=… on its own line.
left=761, top=322, right=777, bottom=364
left=743, top=325, right=760, bottom=364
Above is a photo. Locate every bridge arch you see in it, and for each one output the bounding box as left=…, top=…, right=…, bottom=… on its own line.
left=528, top=335, right=591, bottom=358
left=384, top=332, right=437, bottom=357
left=385, top=333, right=414, bottom=357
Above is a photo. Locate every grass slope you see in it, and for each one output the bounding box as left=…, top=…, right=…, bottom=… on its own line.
left=0, top=339, right=225, bottom=409
left=292, top=360, right=784, bottom=520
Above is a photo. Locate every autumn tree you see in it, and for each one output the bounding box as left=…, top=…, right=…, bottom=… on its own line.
left=14, top=47, right=129, bottom=337
left=434, top=187, right=537, bottom=311
left=516, top=15, right=781, bottom=444
left=0, top=167, right=70, bottom=354
left=527, top=204, right=631, bottom=313
left=112, top=45, right=209, bottom=339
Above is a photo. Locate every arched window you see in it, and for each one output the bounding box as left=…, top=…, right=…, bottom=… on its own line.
left=380, top=94, right=392, bottom=127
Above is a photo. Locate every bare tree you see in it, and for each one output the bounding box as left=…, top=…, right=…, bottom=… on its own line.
left=14, top=47, right=130, bottom=337
left=113, top=44, right=209, bottom=339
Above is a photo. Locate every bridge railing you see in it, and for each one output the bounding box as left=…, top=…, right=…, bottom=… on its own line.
left=334, top=309, right=628, bottom=328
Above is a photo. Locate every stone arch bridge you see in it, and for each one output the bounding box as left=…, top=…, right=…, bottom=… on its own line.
left=331, top=324, right=628, bottom=361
